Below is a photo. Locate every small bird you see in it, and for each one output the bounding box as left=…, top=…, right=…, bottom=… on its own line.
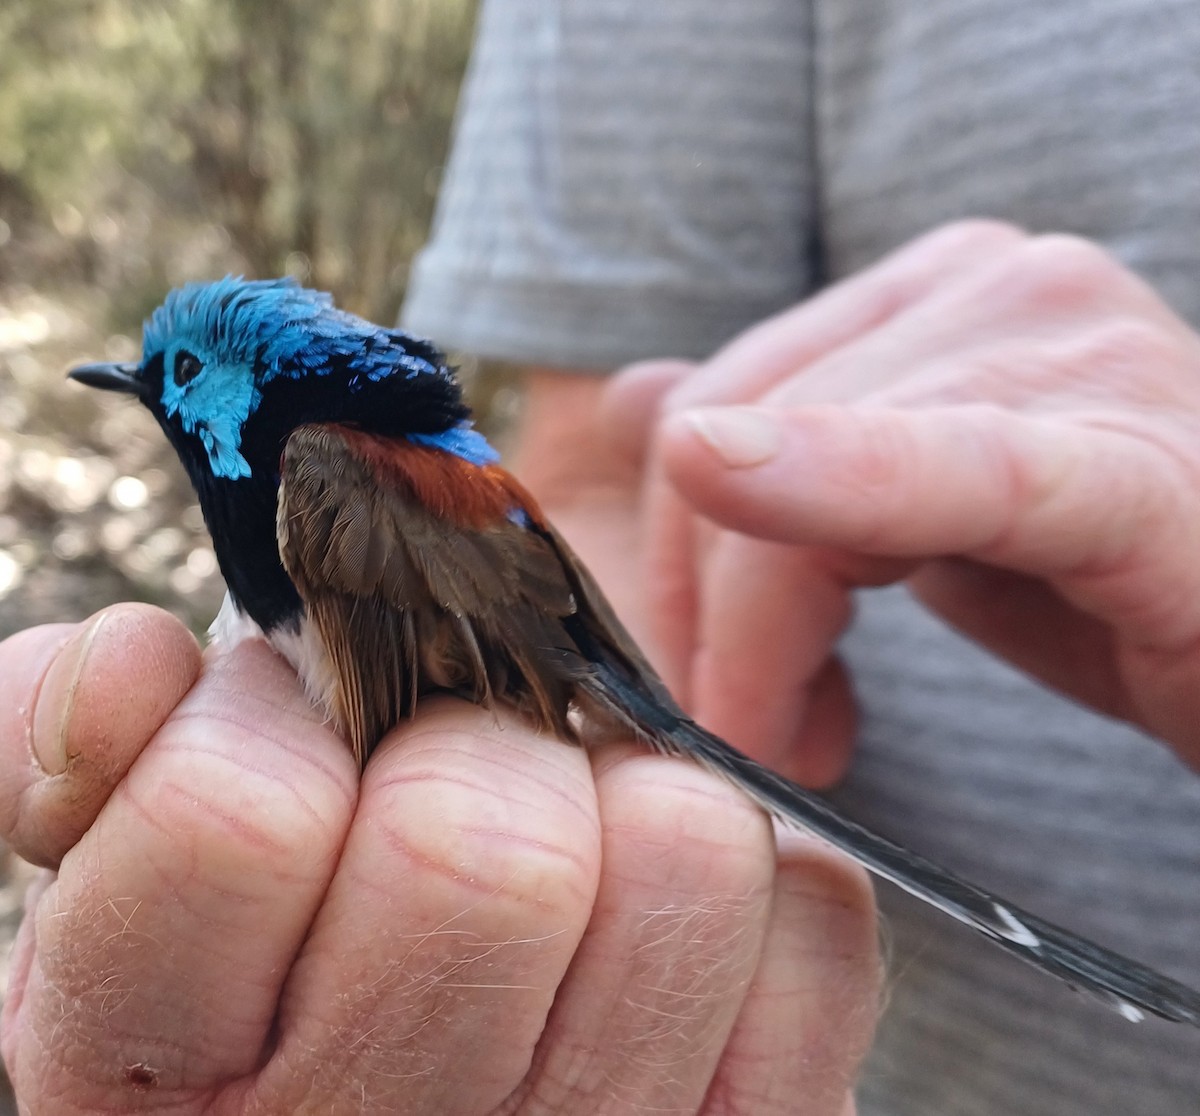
left=70, top=276, right=1200, bottom=1027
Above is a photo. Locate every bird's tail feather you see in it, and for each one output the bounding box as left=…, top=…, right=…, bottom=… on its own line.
left=585, top=659, right=1200, bottom=1027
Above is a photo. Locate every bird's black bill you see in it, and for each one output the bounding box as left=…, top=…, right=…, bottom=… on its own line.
left=68, top=362, right=143, bottom=395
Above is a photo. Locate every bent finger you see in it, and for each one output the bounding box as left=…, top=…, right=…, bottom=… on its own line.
left=602, top=358, right=695, bottom=466
left=252, top=699, right=601, bottom=1116
left=706, top=833, right=880, bottom=1115
left=909, top=560, right=1129, bottom=718
left=642, top=469, right=704, bottom=703
left=691, top=534, right=856, bottom=786
left=0, top=604, right=201, bottom=868
left=508, top=743, right=776, bottom=1115
left=4, top=639, right=357, bottom=1113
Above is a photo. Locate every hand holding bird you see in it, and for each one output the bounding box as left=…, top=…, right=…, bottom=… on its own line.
left=0, top=606, right=878, bottom=1114
left=2, top=246, right=1200, bottom=1113
left=58, top=275, right=1200, bottom=1026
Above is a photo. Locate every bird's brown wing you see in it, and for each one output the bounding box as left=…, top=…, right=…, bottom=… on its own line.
left=277, top=422, right=595, bottom=765
left=274, top=433, right=1200, bottom=1028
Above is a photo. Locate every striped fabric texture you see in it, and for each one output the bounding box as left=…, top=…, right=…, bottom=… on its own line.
left=403, top=3, right=1200, bottom=1112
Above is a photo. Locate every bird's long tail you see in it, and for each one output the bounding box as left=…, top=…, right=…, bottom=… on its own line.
left=584, top=659, right=1200, bottom=1027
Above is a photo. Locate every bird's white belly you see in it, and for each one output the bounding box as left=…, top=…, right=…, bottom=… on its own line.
left=208, top=591, right=338, bottom=722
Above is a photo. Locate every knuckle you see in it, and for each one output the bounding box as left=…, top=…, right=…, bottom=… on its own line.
left=862, top=222, right=1030, bottom=328
left=1066, top=315, right=1180, bottom=385
left=134, top=740, right=346, bottom=895
left=601, top=753, right=771, bottom=889
left=926, top=217, right=1028, bottom=254
left=1006, top=233, right=1129, bottom=309
left=11, top=891, right=203, bottom=1110
left=886, top=220, right=1028, bottom=289
left=369, top=737, right=600, bottom=920
left=775, top=837, right=878, bottom=940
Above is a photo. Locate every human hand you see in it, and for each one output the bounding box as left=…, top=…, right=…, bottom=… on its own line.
left=0, top=604, right=879, bottom=1115
left=613, top=220, right=1200, bottom=777
left=508, top=368, right=692, bottom=652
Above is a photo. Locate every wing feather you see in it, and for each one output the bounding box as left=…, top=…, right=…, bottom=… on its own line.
left=277, top=423, right=584, bottom=762
left=271, top=428, right=1200, bottom=1026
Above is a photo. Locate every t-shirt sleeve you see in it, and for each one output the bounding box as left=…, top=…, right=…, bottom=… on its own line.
left=401, top=0, right=818, bottom=369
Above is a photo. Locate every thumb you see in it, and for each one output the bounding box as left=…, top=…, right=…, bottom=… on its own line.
left=0, top=604, right=201, bottom=867
left=660, top=402, right=1200, bottom=646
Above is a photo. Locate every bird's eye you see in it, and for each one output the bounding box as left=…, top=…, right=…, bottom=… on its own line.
left=173, top=350, right=203, bottom=387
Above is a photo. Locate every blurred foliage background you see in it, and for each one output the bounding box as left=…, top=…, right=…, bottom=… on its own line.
left=0, top=0, right=485, bottom=1106
left=0, top=0, right=487, bottom=640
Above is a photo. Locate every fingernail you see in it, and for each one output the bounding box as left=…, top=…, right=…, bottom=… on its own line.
left=685, top=407, right=783, bottom=468
left=32, top=611, right=110, bottom=776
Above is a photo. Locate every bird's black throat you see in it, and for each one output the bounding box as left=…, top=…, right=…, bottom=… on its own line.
left=150, top=343, right=474, bottom=636
left=159, top=416, right=302, bottom=634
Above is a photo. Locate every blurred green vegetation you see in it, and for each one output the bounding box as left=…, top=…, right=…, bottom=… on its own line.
left=0, top=3, right=485, bottom=1107
left=0, top=0, right=492, bottom=645
left=0, top=0, right=477, bottom=321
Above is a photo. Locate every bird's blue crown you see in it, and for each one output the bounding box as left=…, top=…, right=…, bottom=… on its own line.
left=139, top=276, right=495, bottom=480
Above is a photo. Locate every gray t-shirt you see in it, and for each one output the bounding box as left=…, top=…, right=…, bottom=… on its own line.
left=402, top=2, right=1200, bottom=1112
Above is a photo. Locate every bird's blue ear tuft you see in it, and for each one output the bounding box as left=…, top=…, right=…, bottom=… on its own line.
left=408, top=424, right=500, bottom=466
